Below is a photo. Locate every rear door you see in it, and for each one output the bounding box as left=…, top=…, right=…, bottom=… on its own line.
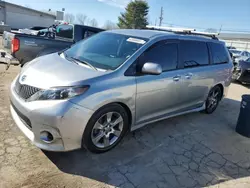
left=177, top=40, right=212, bottom=110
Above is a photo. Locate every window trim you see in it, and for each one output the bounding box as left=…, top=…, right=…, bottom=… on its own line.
left=179, top=40, right=210, bottom=70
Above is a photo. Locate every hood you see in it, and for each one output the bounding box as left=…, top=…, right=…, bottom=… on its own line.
left=20, top=53, right=108, bottom=89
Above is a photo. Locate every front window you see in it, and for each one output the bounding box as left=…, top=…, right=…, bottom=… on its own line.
left=64, top=32, right=148, bottom=70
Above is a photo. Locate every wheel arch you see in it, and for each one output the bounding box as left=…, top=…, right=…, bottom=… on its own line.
left=214, top=83, right=224, bottom=100
left=88, top=101, right=134, bottom=131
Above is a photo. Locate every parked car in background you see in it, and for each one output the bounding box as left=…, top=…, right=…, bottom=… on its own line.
left=229, top=49, right=250, bottom=63
left=229, top=49, right=242, bottom=57
left=235, top=51, right=250, bottom=62
left=18, top=26, right=47, bottom=35
left=227, top=46, right=236, bottom=50
left=232, top=57, right=250, bottom=84
left=1, top=24, right=104, bottom=69
left=9, top=29, right=233, bottom=153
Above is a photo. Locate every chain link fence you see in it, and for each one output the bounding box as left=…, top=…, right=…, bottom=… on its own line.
left=222, top=40, right=250, bottom=51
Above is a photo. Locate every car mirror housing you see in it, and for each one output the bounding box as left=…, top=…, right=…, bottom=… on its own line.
left=141, top=62, right=162, bottom=75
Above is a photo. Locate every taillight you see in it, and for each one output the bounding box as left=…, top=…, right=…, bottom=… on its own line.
left=11, top=38, right=19, bottom=53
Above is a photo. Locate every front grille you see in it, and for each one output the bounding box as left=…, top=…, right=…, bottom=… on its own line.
left=11, top=101, right=32, bottom=129
left=15, top=79, right=40, bottom=100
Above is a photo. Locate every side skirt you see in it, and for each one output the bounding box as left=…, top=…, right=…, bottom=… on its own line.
left=131, top=103, right=205, bottom=131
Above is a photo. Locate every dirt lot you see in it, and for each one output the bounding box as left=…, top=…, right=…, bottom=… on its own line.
left=1, top=64, right=250, bottom=188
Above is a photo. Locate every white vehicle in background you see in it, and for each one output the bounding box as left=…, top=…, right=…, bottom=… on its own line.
left=18, top=26, right=47, bottom=35
left=229, top=49, right=250, bottom=63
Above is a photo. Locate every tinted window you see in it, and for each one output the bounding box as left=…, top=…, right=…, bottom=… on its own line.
left=246, top=58, right=250, bottom=62
left=210, top=43, right=229, bottom=64
left=56, top=25, right=73, bottom=39
left=180, top=41, right=209, bottom=68
left=83, top=30, right=97, bottom=38
left=142, top=42, right=178, bottom=71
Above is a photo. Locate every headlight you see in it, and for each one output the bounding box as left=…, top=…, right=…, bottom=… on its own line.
left=28, top=86, right=89, bottom=101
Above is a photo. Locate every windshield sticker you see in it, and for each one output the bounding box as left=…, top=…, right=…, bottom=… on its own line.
left=127, top=38, right=146, bottom=44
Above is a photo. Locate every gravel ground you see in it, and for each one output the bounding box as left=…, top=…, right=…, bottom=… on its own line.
left=1, top=64, right=250, bottom=188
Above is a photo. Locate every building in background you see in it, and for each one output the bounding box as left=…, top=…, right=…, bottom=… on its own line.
left=0, top=1, right=64, bottom=29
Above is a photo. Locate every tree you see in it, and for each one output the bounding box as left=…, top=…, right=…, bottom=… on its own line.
left=118, top=0, right=149, bottom=29
left=77, top=13, right=88, bottom=25
left=205, top=28, right=217, bottom=33
left=89, top=18, right=98, bottom=27
left=103, top=20, right=117, bottom=30
left=64, top=13, right=75, bottom=24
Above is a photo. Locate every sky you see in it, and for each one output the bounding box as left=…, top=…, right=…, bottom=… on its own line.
left=5, top=0, right=250, bottom=33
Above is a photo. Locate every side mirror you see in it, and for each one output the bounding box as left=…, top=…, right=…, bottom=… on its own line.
left=141, top=62, right=162, bottom=75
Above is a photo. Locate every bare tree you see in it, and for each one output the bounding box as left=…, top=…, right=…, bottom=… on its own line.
left=89, top=18, right=98, bottom=27
left=64, top=13, right=75, bottom=24
left=103, top=20, right=117, bottom=30
left=77, top=14, right=88, bottom=25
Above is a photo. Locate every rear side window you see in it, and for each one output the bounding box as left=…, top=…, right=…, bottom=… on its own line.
left=209, top=43, right=229, bottom=64
left=56, top=25, right=73, bottom=39
left=142, top=42, right=178, bottom=71
left=83, top=30, right=97, bottom=38
left=180, top=40, right=209, bottom=68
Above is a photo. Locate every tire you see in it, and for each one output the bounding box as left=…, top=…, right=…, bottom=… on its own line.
left=204, top=86, right=222, bottom=114
left=82, top=103, right=129, bottom=153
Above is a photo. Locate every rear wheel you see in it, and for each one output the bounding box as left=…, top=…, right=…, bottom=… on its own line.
left=204, top=86, right=222, bottom=114
left=83, top=104, right=129, bottom=153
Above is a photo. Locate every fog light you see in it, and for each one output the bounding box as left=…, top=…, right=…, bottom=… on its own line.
left=40, top=131, right=54, bottom=143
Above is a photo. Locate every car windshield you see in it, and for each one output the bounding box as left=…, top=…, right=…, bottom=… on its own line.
left=230, top=50, right=241, bottom=54
left=64, top=32, right=148, bottom=70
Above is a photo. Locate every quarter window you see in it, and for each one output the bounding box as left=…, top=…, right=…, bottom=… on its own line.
left=141, top=42, right=178, bottom=71
left=84, top=30, right=97, bottom=38
left=180, top=40, right=209, bottom=68
left=209, top=42, right=229, bottom=64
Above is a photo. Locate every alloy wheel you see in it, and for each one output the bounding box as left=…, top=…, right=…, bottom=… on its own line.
left=206, top=88, right=221, bottom=112
left=91, top=112, right=124, bottom=148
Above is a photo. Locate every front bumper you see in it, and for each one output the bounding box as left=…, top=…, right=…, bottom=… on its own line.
left=10, top=80, right=94, bottom=151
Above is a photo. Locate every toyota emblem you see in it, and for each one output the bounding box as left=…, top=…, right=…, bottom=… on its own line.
left=21, top=75, right=27, bottom=82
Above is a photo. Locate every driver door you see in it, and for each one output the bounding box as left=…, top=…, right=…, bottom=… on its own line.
left=135, top=40, right=184, bottom=125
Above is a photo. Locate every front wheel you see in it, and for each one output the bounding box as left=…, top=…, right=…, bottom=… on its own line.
left=204, top=86, right=222, bottom=114
left=83, top=104, right=129, bottom=153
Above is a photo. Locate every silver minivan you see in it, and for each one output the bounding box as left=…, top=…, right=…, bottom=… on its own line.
left=10, top=29, right=233, bottom=153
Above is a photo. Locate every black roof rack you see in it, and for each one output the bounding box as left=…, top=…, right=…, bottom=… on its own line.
left=146, top=25, right=219, bottom=40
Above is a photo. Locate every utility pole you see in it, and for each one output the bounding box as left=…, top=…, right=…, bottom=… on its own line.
left=159, top=7, right=163, bottom=26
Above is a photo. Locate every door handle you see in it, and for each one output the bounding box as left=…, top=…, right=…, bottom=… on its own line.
left=173, top=75, right=181, bottom=81
left=185, top=73, right=193, bottom=79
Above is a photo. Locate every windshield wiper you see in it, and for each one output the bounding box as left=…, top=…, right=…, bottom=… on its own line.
left=70, top=57, right=97, bottom=71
